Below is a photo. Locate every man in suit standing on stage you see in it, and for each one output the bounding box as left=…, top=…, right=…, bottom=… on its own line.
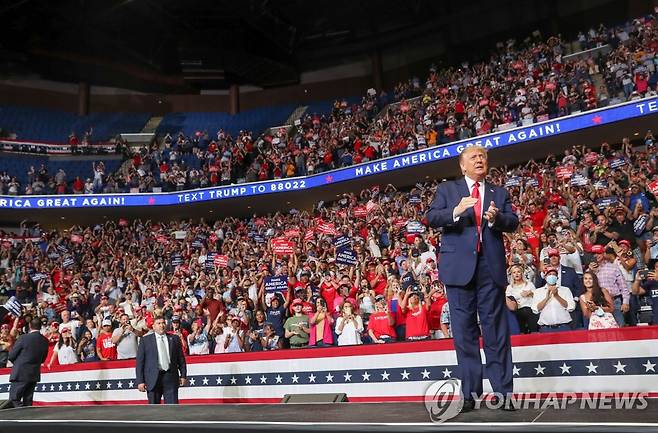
left=426, top=146, right=519, bottom=412
left=136, top=316, right=187, bottom=404
left=8, top=318, right=49, bottom=407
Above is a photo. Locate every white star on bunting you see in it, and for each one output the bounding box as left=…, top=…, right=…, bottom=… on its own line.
left=344, top=372, right=352, bottom=382
left=245, top=376, right=252, bottom=384
left=401, top=370, right=410, bottom=380
left=291, top=374, right=299, bottom=383
left=117, top=382, right=123, bottom=389
left=362, top=372, right=371, bottom=381
left=442, top=368, right=452, bottom=378
left=325, top=373, right=334, bottom=383
left=559, top=363, right=571, bottom=375
left=512, top=365, right=521, bottom=376
left=586, top=362, right=598, bottom=374
left=308, top=374, right=316, bottom=383
left=128, top=381, right=134, bottom=388
left=421, top=369, right=431, bottom=379
left=230, top=377, right=237, bottom=385
left=202, top=377, right=209, bottom=385
left=260, top=376, right=267, bottom=384
left=381, top=371, right=390, bottom=381
left=613, top=361, right=626, bottom=373
left=643, top=360, right=656, bottom=373
left=85, top=383, right=90, bottom=390
left=216, top=377, right=223, bottom=385
left=75, top=383, right=80, bottom=390
left=189, top=378, right=196, bottom=386
left=534, top=364, right=545, bottom=375
left=275, top=375, right=282, bottom=384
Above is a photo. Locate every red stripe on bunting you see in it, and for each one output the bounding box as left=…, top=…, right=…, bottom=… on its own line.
left=4, top=326, right=657, bottom=375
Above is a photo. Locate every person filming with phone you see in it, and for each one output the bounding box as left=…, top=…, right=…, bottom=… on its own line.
left=632, top=260, right=658, bottom=325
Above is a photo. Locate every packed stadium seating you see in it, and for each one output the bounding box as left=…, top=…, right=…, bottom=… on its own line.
left=0, top=15, right=657, bottom=368
left=2, top=15, right=657, bottom=196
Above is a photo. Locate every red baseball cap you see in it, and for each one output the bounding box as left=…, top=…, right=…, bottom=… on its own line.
left=291, top=298, right=303, bottom=307
left=591, top=245, right=605, bottom=254
left=544, top=266, right=559, bottom=275
left=618, top=240, right=631, bottom=247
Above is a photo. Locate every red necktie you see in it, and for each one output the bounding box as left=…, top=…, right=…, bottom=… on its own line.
left=472, top=182, right=481, bottom=252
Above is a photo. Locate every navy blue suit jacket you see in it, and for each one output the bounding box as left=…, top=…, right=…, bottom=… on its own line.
left=426, top=178, right=519, bottom=287
left=136, top=332, right=187, bottom=391
left=535, top=265, right=583, bottom=297
left=8, top=330, right=48, bottom=383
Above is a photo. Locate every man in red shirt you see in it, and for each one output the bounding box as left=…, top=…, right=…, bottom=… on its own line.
left=367, top=296, right=396, bottom=343
left=200, top=288, right=225, bottom=323
left=96, top=319, right=117, bottom=361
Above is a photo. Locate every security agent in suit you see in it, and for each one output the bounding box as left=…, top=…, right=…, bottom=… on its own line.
left=8, top=318, right=49, bottom=407
left=136, top=316, right=187, bottom=404
left=426, top=146, right=519, bottom=412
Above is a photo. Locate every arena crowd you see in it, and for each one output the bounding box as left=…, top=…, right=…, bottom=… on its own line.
left=1, top=15, right=658, bottom=196
left=0, top=129, right=658, bottom=367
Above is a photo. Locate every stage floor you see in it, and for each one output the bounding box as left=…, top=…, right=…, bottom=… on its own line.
left=1, top=401, right=658, bottom=433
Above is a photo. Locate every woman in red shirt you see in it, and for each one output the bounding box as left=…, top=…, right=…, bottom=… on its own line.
left=367, top=296, right=396, bottom=343
left=399, top=286, right=439, bottom=341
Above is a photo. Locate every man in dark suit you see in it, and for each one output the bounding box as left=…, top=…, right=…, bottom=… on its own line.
left=136, top=316, right=187, bottom=404
left=8, top=318, right=49, bottom=407
left=426, top=146, right=519, bottom=412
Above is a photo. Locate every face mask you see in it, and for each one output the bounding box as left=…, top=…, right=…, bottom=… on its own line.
left=546, top=275, right=558, bottom=286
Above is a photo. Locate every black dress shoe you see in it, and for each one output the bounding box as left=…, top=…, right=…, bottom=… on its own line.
left=460, top=399, right=476, bottom=413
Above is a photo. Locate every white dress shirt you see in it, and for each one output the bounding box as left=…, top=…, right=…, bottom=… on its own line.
left=453, top=177, right=493, bottom=231
left=506, top=281, right=536, bottom=309
left=156, top=333, right=170, bottom=371
left=532, top=285, right=576, bottom=326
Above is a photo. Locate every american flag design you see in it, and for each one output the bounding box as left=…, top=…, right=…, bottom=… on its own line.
left=0, top=327, right=657, bottom=405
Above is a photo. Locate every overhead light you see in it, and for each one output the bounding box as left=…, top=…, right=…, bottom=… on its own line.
left=247, top=206, right=251, bottom=209
left=425, top=175, right=430, bottom=179
left=634, top=132, right=640, bottom=136
left=60, top=216, right=65, bottom=220
left=209, top=210, right=213, bottom=213
left=286, top=201, right=291, bottom=205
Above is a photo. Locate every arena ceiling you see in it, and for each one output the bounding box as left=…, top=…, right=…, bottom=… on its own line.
left=0, top=0, right=645, bottom=93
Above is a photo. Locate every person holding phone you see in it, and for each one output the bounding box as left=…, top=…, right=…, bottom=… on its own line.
left=632, top=261, right=658, bottom=325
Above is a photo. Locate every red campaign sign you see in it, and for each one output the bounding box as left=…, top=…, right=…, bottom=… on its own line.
left=209, top=233, right=218, bottom=243
left=317, top=221, right=337, bottom=235
left=70, top=234, right=83, bottom=244
left=555, top=166, right=574, bottom=180
left=156, top=235, right=168, bottom=243
left=214, top=255, right=229, bottom=268
left=338, top=209, right=347, bottom=218
left=271, top=239, right=295, bottom=255
left=284, top=229, right=300, bottom=238
left=584, top=152, right=599, bottom=165
left=255, top=218, right=266, bottom=227
left=394, top=218, right=408, bottom=229
left=304, top=230, right=315, bottom=241
left=365, top=200, right=378, bottom=213
left=118, top=218, right=129, bottom=227
left=648, top=179, right=658, bottom=196
left=353, top=206, right=367, bottom=218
